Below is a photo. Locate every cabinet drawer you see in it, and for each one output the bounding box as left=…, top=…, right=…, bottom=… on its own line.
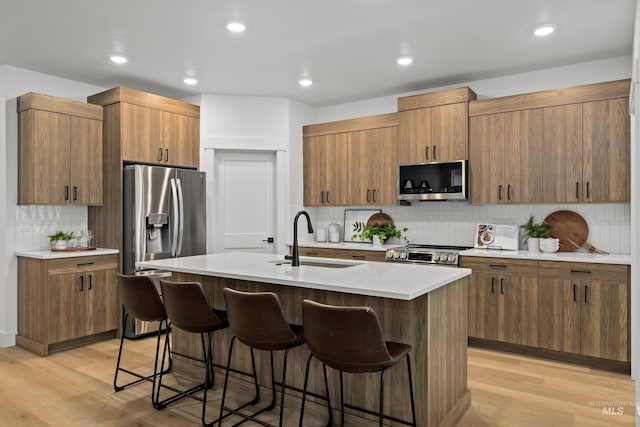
left=460, top=257, right=537, bottom=276
left=337, top=249, right=385, bottom=262
left=47, top=255, right=118, bottom=275
left=295, top=247, right=337, bottom=258
left=538, top=261, right=628, bottom=282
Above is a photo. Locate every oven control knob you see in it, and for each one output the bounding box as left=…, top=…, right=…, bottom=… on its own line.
left=433, top=254, right=440, bottom=262
left=400, top=251, right=407, bottom=260
left=393, top=252, right=400, bottom=259
left=447, top=254, right=457, bottom=263
left=386, top=251, right=393, bottom=260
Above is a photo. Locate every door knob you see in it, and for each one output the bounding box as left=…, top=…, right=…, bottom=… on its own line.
left=262, top=237, right=274, bottom=243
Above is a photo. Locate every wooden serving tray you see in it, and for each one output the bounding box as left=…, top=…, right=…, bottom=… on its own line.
left=51, top=247, right=97, bottom=252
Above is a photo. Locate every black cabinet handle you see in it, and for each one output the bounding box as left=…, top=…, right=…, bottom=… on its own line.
left=64, top=186, right=69, bottom=201
left=507, top=184, right=511, bottom=200
left=158, top=147, right=163, bottom=161
left=326, top=191, right=330, bottom=203
left=80, top=275, right=84, bottom=292
left=500, top=278, right=504, bottom=294
left=489, top=264, right=507, bottom=269
left=586, top=182, right=590, bottom=199
left=306, top=251, right=318, bottom=256
left=367, top=189, right=371, bottom=202
left=76, top=262, right=94, bottom=266
left=321, top=191, right=325, bottom=204
left=491, top=277, right=495, bottom=294
left=73, top=186, right=78, bottom=201
left=498, top=185, right=503, bottom=200
left=433, top=145, right=437, bottom=160
left=88, top=274, right=92, bottom=290
left=576, top=182, right=580, bottom=199
left=570, top=269, right=591, bottom=274
left=372, top=189, right=376, bottom=203
left=425, top=146, right=429, bottom=160
left=573, top=284, right=577, bottom=302
left=351, top=255, right=366, bottom=259
left=165, top=148, right=169, bottom=162
left=584, top=285, right=588, bottom=303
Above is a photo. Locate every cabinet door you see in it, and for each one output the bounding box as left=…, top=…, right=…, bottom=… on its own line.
left=348, top=129, right=373, bottom=205
left=498, top=275, right=538, bottom=346
left=469, top=114, right=504, bottom=203
left=163, top=112, right=200, bottom=169
left=324, top=133, right=349, bottom=205
left=468, top=272, right=498, bottom=340
left=582, top=98, right=630, bottom=202
left=371, top=127, right=398, bottom=205
left=398, top=108, right=431, bottom=164
left=542, top=104, right=582, bottom=203
left=431, top=103, right=467, bottom=161
left=580, top=281, right=629, bottom=361
left=503, top=109, right=543, bottom=203
left=85, top=269, right=118, bottom=335
left=120, top=103, right=163, bottom=164
left=303, top=136, right=325, bottom=206
left=70, top=116, right=102, bottom=205
left=537, top=277, right=581, bottom=354
left=48, top=273, right=85, bottom=343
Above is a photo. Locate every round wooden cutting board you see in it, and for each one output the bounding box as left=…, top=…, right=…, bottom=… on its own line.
left=542, top=210, right=607, bottom=254
left=366, top=212, right=393, bottom=227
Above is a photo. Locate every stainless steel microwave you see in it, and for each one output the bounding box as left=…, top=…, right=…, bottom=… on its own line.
left=398, top=160, right=468, bottom=201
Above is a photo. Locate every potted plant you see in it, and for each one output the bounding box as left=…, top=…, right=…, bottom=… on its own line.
left=352, top=223, right=409, bottom=246
left=47, top=230, right=74, bottom=250
left=520, top=216, right=552, bottom=253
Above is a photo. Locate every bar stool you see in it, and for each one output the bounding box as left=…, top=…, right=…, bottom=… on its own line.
left=158, top=279, right=229, bottom=426
left=113, top=273, right=171, bottom=408
left=219, top=288, right=305, bottom=427
left=299, top=299, right=417, bottom=427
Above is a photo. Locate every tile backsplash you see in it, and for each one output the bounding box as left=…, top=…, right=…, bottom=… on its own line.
left=306, top=203, right=630, bottom=254
left=15, top=205, right=88, bottom=251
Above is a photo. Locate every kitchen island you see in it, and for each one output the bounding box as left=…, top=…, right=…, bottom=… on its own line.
left=138, top=252, right=471, bottom=427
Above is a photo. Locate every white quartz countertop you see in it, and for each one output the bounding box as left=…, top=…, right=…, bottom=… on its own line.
left=15, top=248, right=119, bottom=259
left=460, top=248, right=631, bottom=265
left=137, top=252, right=471, bottom=301
left=286, top=241, right=401, bottom=252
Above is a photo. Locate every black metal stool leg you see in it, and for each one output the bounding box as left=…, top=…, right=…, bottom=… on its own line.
left=113, top=312, right=129, bottom=392
left=298, top=353, right=313, bottom=427
left=379, top=368, right=387, bottom=427
left=266, top=350, right=276, bottom=411
left=218, top=335, right=237, bottom=427
left=340, top=370, right=345, bottom=426
left=278, top=348, right=292, bottom=427
left=323, top=363, right=332, bottom=427
left=202, top=331, right=215, bottom=426
left=406, top=354, right=417, bottom=426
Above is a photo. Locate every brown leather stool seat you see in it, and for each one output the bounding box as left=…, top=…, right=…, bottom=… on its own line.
left=299, top=299, right=417, bottom=427
left=113, top=273, right=171, bottom=408
left=219, top=288, right=305, bottom=427
left=159, top=280, right=229, bottom=427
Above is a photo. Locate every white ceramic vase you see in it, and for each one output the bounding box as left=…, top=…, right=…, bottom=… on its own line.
left=527, top=237, right=540, bottom=253
left=53, top=241, right=67, bottom=250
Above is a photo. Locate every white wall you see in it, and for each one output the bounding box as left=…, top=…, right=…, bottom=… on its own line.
left=0, top=65, right=106, bottom=347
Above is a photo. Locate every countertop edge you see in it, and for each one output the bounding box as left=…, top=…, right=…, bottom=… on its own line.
left=459, top=249, right=631, bottom=265
left=15, top=248, right=120, bottom=259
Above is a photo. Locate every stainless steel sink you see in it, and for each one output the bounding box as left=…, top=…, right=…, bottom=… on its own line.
left=270, top=259, right=360, bottom=268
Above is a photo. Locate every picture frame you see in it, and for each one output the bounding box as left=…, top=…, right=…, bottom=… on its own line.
left=343, top=208, right=382, bottom=243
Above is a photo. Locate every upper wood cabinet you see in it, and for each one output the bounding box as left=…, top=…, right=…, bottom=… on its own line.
left=469, top=79, right=630, bottom=204
left=18, top=93, right=103, bottom=206
left=303, top=113, right=398, bottom=207
left=398, top=87, right=476, bottom=163
left=88, top=86, right=200, bottom=169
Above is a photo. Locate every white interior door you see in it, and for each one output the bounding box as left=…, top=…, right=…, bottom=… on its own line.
left=214, top=151, right=276, bottom=253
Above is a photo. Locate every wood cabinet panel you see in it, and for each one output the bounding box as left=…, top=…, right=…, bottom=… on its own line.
left=85, top=268, right=118, bottom=335
left=324, top=133, right=349, bottom=205
left=163, top=112, right=200, bottom=169
left=498, top=275, right=538, bottom=346
left=460, top=257, right=537, bottom=276
left=348, top=130, right=372, bottom=205
left=469, top=114, right=503, bottom=203
left=537, top=278, right=580, bottom=353
left=120, top=103, right=163, bottom=164
left=582, top=98, right=630, bottom=202
left=432, top=102, right=468, bottom=161
left=48, top=272, right=85, bottom=343
left=503, top=109, right=543, bottom=203
left=293, top=247, right=386, bottom=262
left=18, top=94, right=102, bottom=206
left=303, top=136, right=325, bottom=206
left=468, top=272, right=499, bottom=341
left=398, top=108, right=431, bottom=164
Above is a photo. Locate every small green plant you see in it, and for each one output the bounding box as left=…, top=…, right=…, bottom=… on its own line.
left=353, top=223, right=409, bottom=245
left=520, top=216, right=552, bottom=242
left=47, top=230, right=74, bottom=243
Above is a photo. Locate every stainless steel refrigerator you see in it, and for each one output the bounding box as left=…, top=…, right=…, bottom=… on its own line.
left=122, top=164, right=206, bottom=337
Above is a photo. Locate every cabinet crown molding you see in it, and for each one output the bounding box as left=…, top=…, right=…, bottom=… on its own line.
left=303, top=112, right=398, bottom=138
left=469, top=79, right=631, bottom=116
left=17, top=92, right=103, bottom=121
left=398, top=87, right=477, bottom=111
left=87, top=86, right=200, bottom=118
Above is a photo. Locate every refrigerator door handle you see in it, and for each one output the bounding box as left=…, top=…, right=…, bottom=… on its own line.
left=170, top=178, right=179, bottom=257
left=176, top=178, right=185, bottom=256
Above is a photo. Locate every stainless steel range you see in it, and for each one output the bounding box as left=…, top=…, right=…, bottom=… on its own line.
left=385, top=244, right=471, bottom=266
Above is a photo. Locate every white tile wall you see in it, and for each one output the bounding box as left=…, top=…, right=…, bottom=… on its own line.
left=307, top=203, right=631, bottom=254
left=14, top=206, right=88, bottom=251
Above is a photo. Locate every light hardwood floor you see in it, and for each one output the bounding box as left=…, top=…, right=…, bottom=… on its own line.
left=0, top=338, right=635, bottom=426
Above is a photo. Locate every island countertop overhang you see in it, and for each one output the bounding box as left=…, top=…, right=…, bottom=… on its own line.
left=137, top=252, right=471, bottom=300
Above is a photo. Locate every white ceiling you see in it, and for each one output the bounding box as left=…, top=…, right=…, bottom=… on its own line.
left=0, top=0, right=635, bottom=107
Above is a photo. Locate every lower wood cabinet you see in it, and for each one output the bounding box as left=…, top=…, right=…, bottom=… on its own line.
left=291, top=246, right=386, bottom=262
left=17, top=254, right=118, bottom=356
left=462, top=257, right=538, bottom=346
left=538, top=261, right=629, bottom=362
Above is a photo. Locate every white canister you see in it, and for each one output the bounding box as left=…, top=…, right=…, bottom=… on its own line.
left=328, top=222, right=341, bottom=242
left=316, top=228, right=327, bottom=242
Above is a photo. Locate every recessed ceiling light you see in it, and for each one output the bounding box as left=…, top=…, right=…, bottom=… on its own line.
left=109, top=54, right=129, bottom=64
left=396, top=56, right=414, bottom=66
left=533, top=25, right=556, bottom=36
left=298, top=78, right=313, bottom=87
left=227, top=21, right=246, bottom=33
left=183, top=77, right=198, bottom=85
